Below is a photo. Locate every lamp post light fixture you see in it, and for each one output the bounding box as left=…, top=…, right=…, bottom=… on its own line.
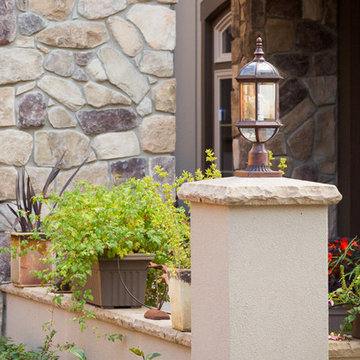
left=234, top=36, right=283, bottom=177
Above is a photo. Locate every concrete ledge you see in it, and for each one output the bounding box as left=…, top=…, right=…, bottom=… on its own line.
left=178, top=177, right=342, bottom=206
left=329, top=339, right=360, bottom=359
left=0, top=284, right=190, bottom=360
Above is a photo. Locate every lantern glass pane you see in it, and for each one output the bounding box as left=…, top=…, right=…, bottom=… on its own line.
left=257, top=83, right=276, bottom=121
left=239, top=62, right=256, bottom=76
left=240, top=128, right=256, bottom=142
left=240, top=83, right=256, bottom=121
left=257, top=128, right=276, bottom=142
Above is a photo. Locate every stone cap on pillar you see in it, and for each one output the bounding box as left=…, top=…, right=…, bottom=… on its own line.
left=177, top=177, right=342, bottom=206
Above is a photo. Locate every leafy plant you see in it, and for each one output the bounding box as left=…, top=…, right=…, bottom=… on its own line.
left=129, top=347, right=161, bottom=359
left=0, top=153, right=86, bottom=233
left=268, top=150, right=287, bottom=175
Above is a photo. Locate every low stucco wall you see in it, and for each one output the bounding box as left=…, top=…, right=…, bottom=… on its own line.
left=0, top=285, right=190, bottom=360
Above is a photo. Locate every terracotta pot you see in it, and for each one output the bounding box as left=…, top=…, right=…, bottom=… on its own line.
left=83, top=253, right=155, bottom=308
left=10, top=232, right=52, bottom=287
left=168, top=269, right=191, bottom=332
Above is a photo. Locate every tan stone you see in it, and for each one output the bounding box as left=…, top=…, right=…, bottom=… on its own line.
left=287, top=119, right=314, bottom=161
left=92, top=132, right=140, bottom=160
left=140, top=50, right=173, bottom=77
left=152, top=79, right=176, bottom=113
left=0, top=130, right=33, bottom=166
left=140, top=115, right=175, bottom=153
left=38, top=76, right=85, bottom=111
left=314, top=107, right=336, bottom=174
left=14, top=36, right=34, bottom=48
left=127, top=5, right=175, bottom=50
left=0, top=88, right=15, bottom=127
left=281, top=97, right=316, bottom=135
left=16, top=82, right=36, bottom=96
left=107, top=16, right=143, bottom=57
left=128, top=0, right=151, bottom=3
left=37, top=22, right=109, bottom=49
left=304, top=76, right=337, bottom=106
left=85, top=59, right=107, bottom=82
left=84, top=82, right=131, bottom=108
left=26, top=167, right=53, bottom=194
left=45, top=50, right=75, bottom=77
left=158, top=0, right=178, bottom=3
left=0, top=202, right=16, bottom=230
left=34, top=130, right=90, bottom=169
left=78, top=0, right=126, bottom=20
left=136, top=97, right=152, bottom=117
left=177, top=177, right=342, bottom=206
left=98, top=46, right=149, bottom=104
left=0, top=49, right=43, bottom=85
left=265, top=19, right=294, bottom=53
left=57, top=163, right=108, bottom=191
left=29, top=0, right=75, bottom=21
left=0, top=167, right=17, bottom=201
left=48, top=107, right=77, bottom=128
left=303, top=0, right=323, bottom=21
left=232, top=138, right=240, bottom=170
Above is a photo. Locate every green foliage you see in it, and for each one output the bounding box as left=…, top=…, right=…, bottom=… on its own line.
left=268, top=150, right=287, bottom=175
left=129, top=347, right=161, bottom=359
left=329, top=265, right=360, bottom=332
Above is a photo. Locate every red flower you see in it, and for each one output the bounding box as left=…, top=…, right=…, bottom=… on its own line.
left=340, top=238, right=348, bottom=251
left=328, top=252, right=333, bottom=262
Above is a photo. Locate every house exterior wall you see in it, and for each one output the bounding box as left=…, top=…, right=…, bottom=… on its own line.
left=231, top=0, right=338, bottom=234
left=0, top=0, right=178, bottom=280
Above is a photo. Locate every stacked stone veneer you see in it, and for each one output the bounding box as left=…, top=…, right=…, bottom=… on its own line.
left=231, top=0, right=338, bottom=234
left=0, top=0, right=177, bottom=278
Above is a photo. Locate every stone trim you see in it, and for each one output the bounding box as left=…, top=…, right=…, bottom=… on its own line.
left=329, top=339, right=360, bottom=359
left=177, top=177, right=342, bottom=206
left=0, top=284, right=191, bottom=348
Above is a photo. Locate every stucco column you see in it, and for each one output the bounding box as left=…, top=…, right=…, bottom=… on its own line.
left=178, top=177, right=342, bottom=360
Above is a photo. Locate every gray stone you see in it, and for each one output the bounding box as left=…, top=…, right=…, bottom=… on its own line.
left=281, top=97, right=316, bottom=135
left=45, top=50, right=75, bottom=77
left=107, top=16, right=143, bottom=57
left=0, top=203, right=16, bottom=231
left=136, top=97, right=152, bottom=117
left=266, top=0, right=301, bottom=18
left=26, top=167, right=53, bottom=194
left=34, top=130, right=90, bottom=169
left=153, top=79, right=176, bottom=113
left=0, top=233, right=10, bottom=282
left=92, top=132, right=140, bottom=160
left=17, top=91, right=47, bottom=128
left=72, top=68, right=88, bottom=82
left=140, top=115, right=176, bottom=154
left=0, top=0, right=16, bottom=45
left=304, top=76, right=337, bottom=106
left=78, top=108, right=137, bottom=135
left=16, top=82, right=36, bottom=96
left=149, top=156, right=175, bottom=185
left=57, top=163, right=109, bottom=191
left=271, top=54, right=310, bottom=77
left=78, top=0, right=126, bottom=20
left=98, top=46, right=149, bottom=104
left=267, top=131, right=286, bottom=156
left=0, top=49, right=43, bottom=86
left=75, top=51, right=94, bottom=66
left=0, top=130, right=33, bottom=166
left=29, top=0, right=75, bottom=21
left=85, top=58, right=107, bottom=82
left=111, top=157, right=147, bottom=185
left=16, top=0, right=27, bottom=11
left=84, top=82, right=131, bottom=108
left=48, top=106, right=76, bottom=128
left=280, top=78, right=307, bottom=116
left=0, top=87, right=15, bottom=127
left=296, top=21, right=336, bottom=52
left=313, top=51, right=337, bottom=76
left=18, top=12, right=46, bottom=36
left=37, top=22, right=109, bottom=49
left=140, top=51, right=174, bottom=77
left=292, top=163, right=318, bottom=182
left=314, top=107, right=336, bottom=174
left=287, top=119, right=314, bottom=161
left=38, top=76, right=85, bottom=111
left=127, top=4, right=175, bottom=51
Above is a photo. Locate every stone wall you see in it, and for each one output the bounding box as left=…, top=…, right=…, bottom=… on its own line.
left=0, top=0, right=177, bottom=278
left=231, top=0, right=338, bottom=234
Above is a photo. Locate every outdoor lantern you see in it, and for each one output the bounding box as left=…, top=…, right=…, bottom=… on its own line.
left=235, top=36, right=283, bottom=177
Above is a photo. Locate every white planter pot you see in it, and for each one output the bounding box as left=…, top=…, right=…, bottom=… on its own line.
left=168, top=269, right=191, bottom=332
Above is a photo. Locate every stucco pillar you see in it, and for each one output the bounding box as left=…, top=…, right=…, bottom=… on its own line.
left=178, top=177, right=342, bottom=360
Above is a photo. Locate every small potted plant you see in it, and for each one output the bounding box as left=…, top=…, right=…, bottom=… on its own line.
left=39, top=175, right=189, bottom=310
left=0, top=154, right=84, bottom=287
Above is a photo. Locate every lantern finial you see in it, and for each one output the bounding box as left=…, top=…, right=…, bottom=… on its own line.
left=254, top=36, right=264, bottom=60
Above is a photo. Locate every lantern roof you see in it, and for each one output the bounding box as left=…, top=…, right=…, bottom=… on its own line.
left=236, top=37, right=282, bottom=81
